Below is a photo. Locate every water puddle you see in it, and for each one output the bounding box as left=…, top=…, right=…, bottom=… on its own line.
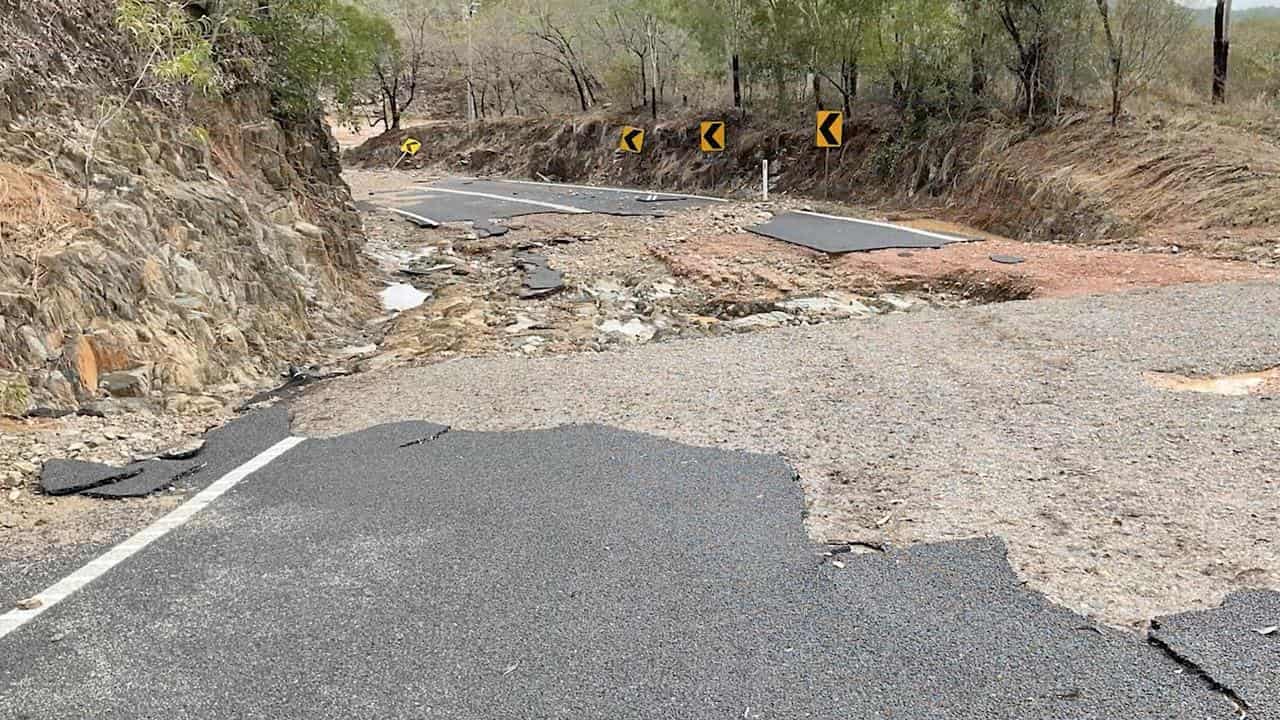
left=380, top=283, right=428, bottom=312
left=1144, top=366, right=1280, bottom=396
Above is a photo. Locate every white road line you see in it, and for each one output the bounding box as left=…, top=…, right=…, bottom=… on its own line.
left=0, top=436, right=305, bottom=641
left=389, top=208, right=440, bottom=227
left=418, top=186, right=590, bottom=214
left=793, top=210, right=967, bottom=244
left=447, top=177, right=730, bottom=203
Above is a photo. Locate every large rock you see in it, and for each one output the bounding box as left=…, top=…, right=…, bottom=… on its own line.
left=100, top=368, right=151, bottom=398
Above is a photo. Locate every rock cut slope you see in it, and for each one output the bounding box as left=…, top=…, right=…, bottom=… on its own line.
left=0, top=0, right=369, bottom=416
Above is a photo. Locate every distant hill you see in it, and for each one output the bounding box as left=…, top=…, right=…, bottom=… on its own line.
left=1193, top=6, right=1280, bottom=25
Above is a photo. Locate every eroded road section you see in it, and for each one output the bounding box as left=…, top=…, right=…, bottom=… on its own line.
left=0, top=414, right=1265, bottom=718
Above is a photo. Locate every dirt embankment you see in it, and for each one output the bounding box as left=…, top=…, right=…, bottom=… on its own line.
left=348, top=107, right=1280, bottom=264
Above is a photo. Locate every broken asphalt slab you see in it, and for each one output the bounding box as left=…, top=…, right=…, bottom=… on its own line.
left=513, top=251, right=565, bottom=298
left=0, top=423, right=1237, bottom=718
left=37, top=405, right=292, bottom=500
left=750, top=211, right=965, bottom=254
left=1152, top=590, right=1280, bottom=719
left=38, top=460, right=141, bottom=496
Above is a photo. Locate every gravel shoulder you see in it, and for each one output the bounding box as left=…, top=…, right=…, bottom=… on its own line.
left=294, top=281, right=1280, bottom=628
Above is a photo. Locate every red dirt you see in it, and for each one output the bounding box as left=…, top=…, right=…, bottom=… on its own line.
left=668, top=218, right=1276, bottom=301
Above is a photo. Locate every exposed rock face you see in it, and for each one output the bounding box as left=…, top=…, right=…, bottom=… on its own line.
left=0, top=0, right=369, bottom=413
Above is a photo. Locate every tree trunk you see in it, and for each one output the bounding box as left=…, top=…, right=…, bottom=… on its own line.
left=1019, top=40, right=1053, bottom=118
left=638, top=55, right=647, bottom=108
left=731, top=53, right=742, bottom=109
left=970, top=44, right=987, bottom=97
left=812, top=72, right=822, bottom=110
left=968, top=0, right=987, bottom=97
left=1095, top=0, right=1122, bottom=125
left=1212, top=0, right=1232, bottom=103
left=569, top=65, right=589, bottom=112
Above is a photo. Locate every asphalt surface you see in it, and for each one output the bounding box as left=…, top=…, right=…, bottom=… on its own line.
left=1153, top=591, right=1280, bottom=719
left=379, top=177, right=720, bottom=224
left=749, top=210, right=964, bottom=253
left=0, top=422, right=1246, bottom=718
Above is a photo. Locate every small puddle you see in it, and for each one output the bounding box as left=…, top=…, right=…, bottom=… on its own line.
left=1144, top=366, right=1280, bottom=396
left=380, top=283, right=428, bottom=312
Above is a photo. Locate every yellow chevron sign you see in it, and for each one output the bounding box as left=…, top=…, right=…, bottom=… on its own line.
left=815, top=111, right=843, bottom=148
left=619, top=126, right=645, bottom=153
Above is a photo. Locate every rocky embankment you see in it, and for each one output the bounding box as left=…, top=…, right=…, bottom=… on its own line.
left=0, top=0, right=369, bottom=418
left=0, top=0, right=375, bottom=534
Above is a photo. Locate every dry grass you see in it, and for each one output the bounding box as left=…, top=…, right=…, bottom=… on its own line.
left=0, top=162, right=87, bottom=256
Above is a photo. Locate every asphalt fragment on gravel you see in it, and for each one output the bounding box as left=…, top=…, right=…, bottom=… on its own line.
left=749, top=212, right=962, bottom=254
left=38, top=460, right=141, bottom=496
left=1, top=423, right=1242, bottom=718
left=990, top=254, right=1026, bottom=265
left=513, top=251, right=565, bottom=298
left=36, top=405, right=292, bottom=499
left=1152, top=590, right=1280, bottom=719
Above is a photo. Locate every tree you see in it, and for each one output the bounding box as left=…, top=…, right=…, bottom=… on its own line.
left=1094, top=0, right=1192, bottom=126
left=368, top=15, right=427, bottom=130
left=1212, top=0, right=1232, bottom=103
left=668, top=0, right=751, bottom=108
left=867, top=0, right=965, bottom=111
left=528, top=2, right=600, bottom=112
left=996, top=0, right=1058, bottom=118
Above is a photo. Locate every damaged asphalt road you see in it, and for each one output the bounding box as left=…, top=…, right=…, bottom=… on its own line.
left=377, top=177, right=721, bottom=224
left=378, top=177, right=970, bottom=256
left=0, top=420, right=1267, bottom=718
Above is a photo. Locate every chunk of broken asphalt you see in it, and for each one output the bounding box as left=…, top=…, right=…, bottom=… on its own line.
left=474, top=222, right=509, bottom=238
left=41, top=406, right=293, bottom=500
left=513, top=252, right=565, bottom=298
left=990, top=254, right=1027, bottom=265
left=750, top=211, right=960, bottom=253
left=39, top=459, right=141, bottom=496
left=80, top=459, right=206, bottom=499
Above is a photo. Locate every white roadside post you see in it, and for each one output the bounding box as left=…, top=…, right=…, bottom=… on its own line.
left=466, top=1, right=480, bottom=122
left=762, top=159, right=769, bottom=201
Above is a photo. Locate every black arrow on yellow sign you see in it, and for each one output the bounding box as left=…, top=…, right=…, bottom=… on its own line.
left=619, top=126, right=645, bottom=154
left=700, top=121, right=725, bottom=152
left=816, top=110, right=843, bottom=148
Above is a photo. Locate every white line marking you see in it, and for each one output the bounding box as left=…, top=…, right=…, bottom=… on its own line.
left=389, top=208, right=440, bottom=227
left=418, top=186, right=590, bottom=214
left=444, top=177, right=729, bottom=203
left=0, top=436, right=305, bottom=641
left=793, top=210, right=967, bottom=244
